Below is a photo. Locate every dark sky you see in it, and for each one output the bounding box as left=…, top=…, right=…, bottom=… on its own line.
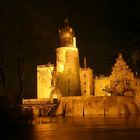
left=27, top=0, right=140, bottom=72
left=0, top=0, right=140, bottom=98
left=21, top=0, right=140, bottom=73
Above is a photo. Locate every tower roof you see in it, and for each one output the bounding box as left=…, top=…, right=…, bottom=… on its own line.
left=59, top=19, right=75, bottom=47
left=59, top=19, right=74, bottom=36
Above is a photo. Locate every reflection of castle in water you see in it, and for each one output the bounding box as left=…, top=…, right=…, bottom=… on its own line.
left=23, top=20, right=140, bottom=116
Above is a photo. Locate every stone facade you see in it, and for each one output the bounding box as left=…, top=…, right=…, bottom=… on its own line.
left=37, top=64, right=54, bottom=99
left=80, top=68, right=94, bottom=96
left=56, top=47, right=81, bottom=97
left=94, top=76, right=110, bottom=96
left=56, top=96, right=140, bottom=116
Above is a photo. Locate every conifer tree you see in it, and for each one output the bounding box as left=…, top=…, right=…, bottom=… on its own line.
left=110, top=53, right=135, bottom=96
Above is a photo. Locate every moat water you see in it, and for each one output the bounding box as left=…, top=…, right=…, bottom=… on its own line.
left=2, top=115, right=140, bottom=140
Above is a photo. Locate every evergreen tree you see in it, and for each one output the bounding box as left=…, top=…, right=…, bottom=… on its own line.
left=110, top=53, right=135, bottom=96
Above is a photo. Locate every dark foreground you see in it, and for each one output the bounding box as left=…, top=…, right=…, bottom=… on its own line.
left=1, top=115, right=140, bottom=140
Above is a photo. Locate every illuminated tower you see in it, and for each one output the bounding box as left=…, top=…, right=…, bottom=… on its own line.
left=80, top=57, right=94, bottom=96
left=56, top=19, right=81, bottom=96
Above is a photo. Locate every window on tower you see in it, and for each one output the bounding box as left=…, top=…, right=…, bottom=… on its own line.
left=68, top=78, right=70, bottom=83
left=51, top=79, right=54, bottom=86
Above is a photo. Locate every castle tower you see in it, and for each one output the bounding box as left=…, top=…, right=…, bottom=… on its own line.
left=80, top=57, right=94, bottom=96
left=56, top=19, right=81, bottom=96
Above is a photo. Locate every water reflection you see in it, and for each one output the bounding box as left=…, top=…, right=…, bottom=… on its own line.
left=2, top=115, right=140, bottom=140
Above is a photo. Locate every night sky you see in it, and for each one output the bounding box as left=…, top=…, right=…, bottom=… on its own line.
left=0, top=0, right=140, bottom=98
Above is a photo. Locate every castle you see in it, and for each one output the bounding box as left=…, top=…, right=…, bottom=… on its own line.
left=23, top=20, right=140, bottom=116
left=37, top=19, right=93, bottom=99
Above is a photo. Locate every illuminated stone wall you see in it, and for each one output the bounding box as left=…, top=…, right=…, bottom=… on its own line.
left=37, top=64, right=54, bottom=99
left=80, top=68, right=94, bottom=96
left=94, top=77, right=110, bottom=96
left=56, top=47, right=81, bottom=96
left=56, top=96, right=140, bottom=116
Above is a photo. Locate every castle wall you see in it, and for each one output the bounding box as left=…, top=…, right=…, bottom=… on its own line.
left=94, top=77, right=110, bottom=96
left=56, top=96, right=140, bottom=116
left=80, top=68, right=94, bottom=96
left=37, top=65, right=54, bottom=99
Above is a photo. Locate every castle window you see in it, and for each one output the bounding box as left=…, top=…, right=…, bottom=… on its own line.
left=84, top=82, right=86, bottom=85
left=68, top=89, right=70, bottom=94
left=84, top=74, right=86, bottom=78
left=84, top=90, right=86, bottom=93
left=51, top=70, right=54, bottom=75
left=51, top=79, right=54, bottom=86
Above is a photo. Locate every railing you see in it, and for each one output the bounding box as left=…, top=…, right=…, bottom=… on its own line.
left=22, top=99, right=58, bottom=107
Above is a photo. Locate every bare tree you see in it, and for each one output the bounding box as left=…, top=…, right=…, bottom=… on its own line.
left=16, top=39, right=24, bottom=105
left=0, top=41, right=6, bottom=94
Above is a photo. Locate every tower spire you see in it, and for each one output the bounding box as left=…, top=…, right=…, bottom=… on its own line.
left=64, top=18, right=69, bottom=27
left=84, top=57, right=87, bottom=68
